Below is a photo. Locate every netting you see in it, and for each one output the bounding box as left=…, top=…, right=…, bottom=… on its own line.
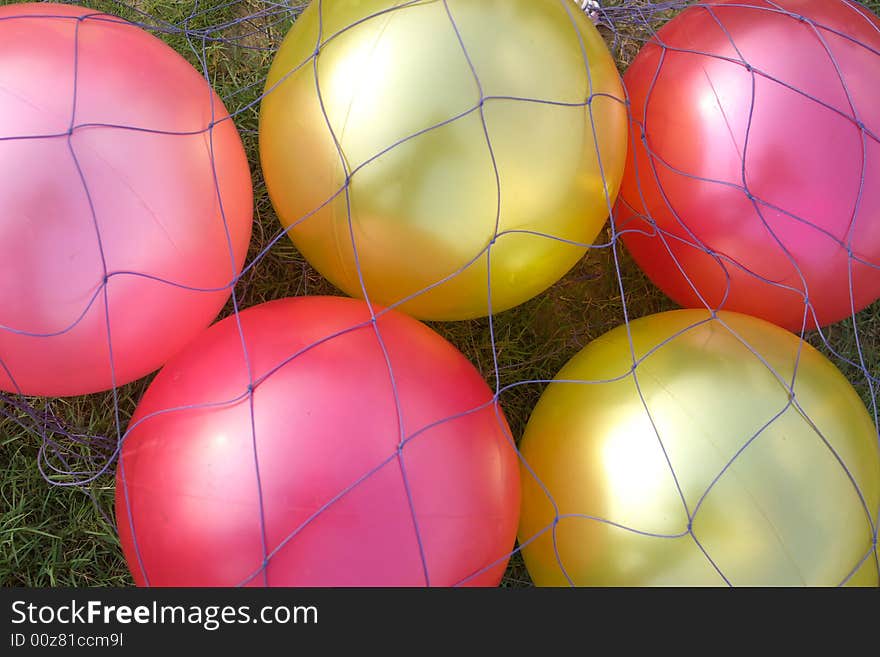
left=1, top=0, right=878, bottom=587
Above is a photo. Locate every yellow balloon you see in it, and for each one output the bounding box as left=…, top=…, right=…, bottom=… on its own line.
left=519, top=310, right=880, bottom=586
left=259, top=0, right=626, bottom=320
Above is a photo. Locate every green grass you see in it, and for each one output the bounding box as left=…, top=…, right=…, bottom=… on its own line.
left=2, top=0, right=880, bottom=588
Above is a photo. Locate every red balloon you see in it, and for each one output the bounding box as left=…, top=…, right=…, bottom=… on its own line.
left=115, top=297, right=520, bottom=587
left=0, top=3, right=253, bottom=396
left=618, top=0, right=880, bottom=331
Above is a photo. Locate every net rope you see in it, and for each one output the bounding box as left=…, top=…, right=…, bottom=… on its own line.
left=1, top=0, right=878, bottom=587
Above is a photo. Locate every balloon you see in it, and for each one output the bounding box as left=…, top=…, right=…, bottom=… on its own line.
left=518, top=309, right=880, bottom=586
left=259, top=0, right=627, bottom=321
left=116, top=296, right=520, bottom=586
left=617, top=0, right=880, bottom=331
left=0, top=3, right=253, bottom=396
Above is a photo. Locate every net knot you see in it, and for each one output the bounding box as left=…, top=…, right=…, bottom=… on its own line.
left=577, top=1, right=604, bottom=27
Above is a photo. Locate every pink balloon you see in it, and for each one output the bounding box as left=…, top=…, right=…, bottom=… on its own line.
left=617, top=0, right=880, bottom=331
left=0, top=3, right=253, bottom=395
left=116, top=297, right=521, bottom=587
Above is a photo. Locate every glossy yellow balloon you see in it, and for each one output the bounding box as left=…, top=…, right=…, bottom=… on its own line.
left=519, top=310, right=880, bottom=586
left=259, top=0, right=626, bottom=320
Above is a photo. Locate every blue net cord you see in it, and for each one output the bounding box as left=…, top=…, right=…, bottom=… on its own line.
left=0, top=0, right=878, bottom=587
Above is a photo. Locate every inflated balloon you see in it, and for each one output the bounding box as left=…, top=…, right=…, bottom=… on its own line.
left=116, top=296, right=520, bottom=586
left=617, top=0, right=880, bottom=331
left=519, top=310, right=880, bottom=586
left=0, top=3, right=253, bottom=396
left=259, top=0, right=627, bottom=321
